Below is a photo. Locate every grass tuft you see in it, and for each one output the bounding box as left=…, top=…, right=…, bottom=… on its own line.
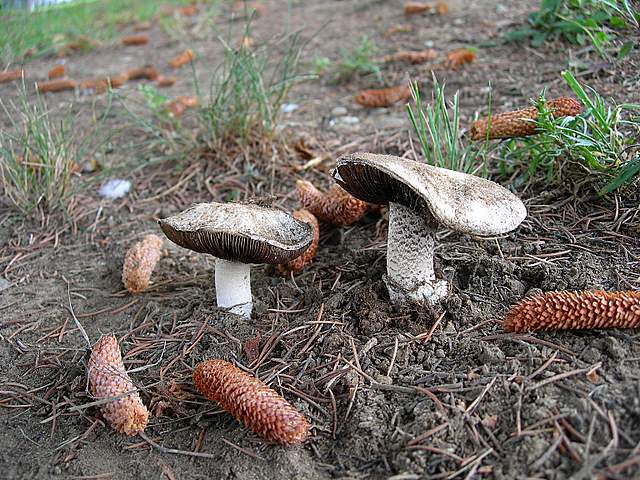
left=198, top=25, right=308, bottom=150
left=334, top=34, right=381, bottom=83
left=406, top=77, right=488, bottom=176
left=0, top=89, right=95, bottom=215
left=505, top=0, right=639, bottom=59
left=497, top=71, right=640, bottom=195
left=0, top=0, right=212, bottom=63
left=123, top=19, right=309, bottom=160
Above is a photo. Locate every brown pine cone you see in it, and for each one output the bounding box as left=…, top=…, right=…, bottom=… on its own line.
left=35, top=79, right=77, bottom=93
left=194, top=360, right=309, bottom=444
left=122, top=234, right=163, bottom=293
left=355, top=85, right=411, bottom=108
left=296, top=180, right=371, bottom=226
left=470, top=97, right=583, bottom=141
left=87, top=335, right=149, bottom=435
left=504, top=290, right=640, bottom=332
left=168, top=49, right=194, bottom=69
left=278, top=209, right=319, bottom=274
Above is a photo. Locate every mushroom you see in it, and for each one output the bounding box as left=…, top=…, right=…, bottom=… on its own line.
left=332, top=152, right=527, bottom=305
left=159, top=202, right=313, bottom=318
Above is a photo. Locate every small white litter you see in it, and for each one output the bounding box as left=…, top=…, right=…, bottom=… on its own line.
left=281, top=103, right=299, bottom=113
left=339, top=116, right=360, bottom=125
left=331, top=106, right=348, bottom=117
left=0, top=277, right=10, bottom=292
left=99, top=179, right=132, bottom=199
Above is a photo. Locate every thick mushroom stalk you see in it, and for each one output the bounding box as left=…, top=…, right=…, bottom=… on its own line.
left=386, top=202, right=447, bottom=304
left=332, top=153, right=527, bottom=308
left=215, top=259, right=252, bottom=318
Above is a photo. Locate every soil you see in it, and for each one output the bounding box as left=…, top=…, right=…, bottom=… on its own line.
left=1, top=1, right=640, bottom=479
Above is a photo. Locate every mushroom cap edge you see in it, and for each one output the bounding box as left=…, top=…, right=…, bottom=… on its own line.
left=332, top=152, right=527, bottom=236
left=158, top=202, right=313, bottom=264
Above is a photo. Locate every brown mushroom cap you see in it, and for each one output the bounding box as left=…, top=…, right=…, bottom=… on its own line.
left=332, top=152, right=527, bottom=236
left=159, top=203, right=313, bottom=264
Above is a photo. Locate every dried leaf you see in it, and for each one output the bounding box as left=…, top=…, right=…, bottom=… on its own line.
left=243, top=334, right=261, bottom=363
left=57, top=35, right=98, bottom=57
left=443, top=48, right=476, bottom=69
left=293, top=138, right=317, bottom=160
left=133, top=21, right=152, bottom=32
left=231, top=1, right=265, bottom=17
left=176, top=5, right=198, bottom=16
left=404, top=1, right=447, bottom=16
left=80, top=78, right=111, bottom=94
left=167, top=95, right=198, bottom=117
left=238, top=36, right=255, bottom=50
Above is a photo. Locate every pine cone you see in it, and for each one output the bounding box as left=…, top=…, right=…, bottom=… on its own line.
left=87, top=335, right=149, bottom=435
left=193, top=360, right=309, bottom=444
left=48, top=64, right=65, bottom=79
left=80, top=78, right=112, bottom=94
left=504, top=290, right=640, bottom=332
left=121, top=35, right=149, bottom=46
left=296, top=180, right=371, bottom=226
left=122, top=234, right=163, bottom=293
left=355, top=85, right=411, bottom=108
left=404, top=2, right=447, bottom=16
left=35, top=79, right=77, bottom=93
left=278, top=209, right=319, bottom=274
left=168, top=49, right=194, bottom=69
left=125, top=66, right=159, bottom=81
left=108, top=73, right=128, bottom=88
left=470, top=97, right=582, bottom=141
left=157, top=75, right=177, bottom=88
left=0, top=69, right=24, bottom=84
left=383, top=49, right=438, bottom=64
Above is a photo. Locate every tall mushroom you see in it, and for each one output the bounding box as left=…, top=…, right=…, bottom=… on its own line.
left=159, top=203, right=313, bottom=318
left=332, top=152, right=527, bottom=305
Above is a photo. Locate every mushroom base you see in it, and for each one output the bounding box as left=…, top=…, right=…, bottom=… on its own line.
left=214, top=259, right=252, bottom=318
left=384, top=275, right=449, bottom=305
left=386, top=202, right=448, bottom=305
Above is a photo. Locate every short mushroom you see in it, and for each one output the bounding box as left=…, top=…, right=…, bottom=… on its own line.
left=159, top=202, right=313, bottom=318
left=332, top=152, right=527, bottom=305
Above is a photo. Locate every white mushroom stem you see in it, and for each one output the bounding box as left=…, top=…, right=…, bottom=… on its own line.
left=385, top=202, right=448, bottom=305
left=214, top=259, right=253, bottom=318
